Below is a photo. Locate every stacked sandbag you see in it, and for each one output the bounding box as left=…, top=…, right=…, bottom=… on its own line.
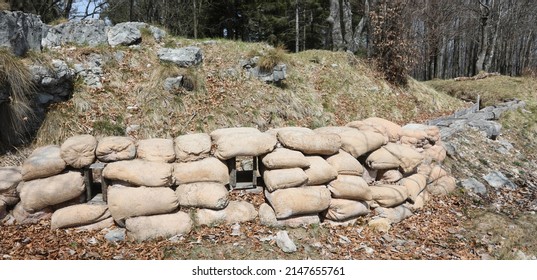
left=126, top=211, right=192, bottom=241
left=51, top=204, right=111, bottom=229
left=419, top=164, right=456, bottom=195
left=21, top=145, right=66, bottom=181
left=315, top=126, right=386, bottom=158
left=103, top=159, right=173, bottom=187
left=347, top=117, right=402, bottom=143
left=400, top=124, right=440, bottom=149
left=366, top=143, right=424, bottom=174
left=174, top=133, right=211, bottom=162
left=136, top=138, right=175, bottom=163
left=60, top=134, right=97, bottom=168
left=210, top=127, right=277, bottom=160
left=0, top=167, right=22, bottom=219
left=96, top=136, right=137, bottom=162
left=196, top=200, right=257, bottom=225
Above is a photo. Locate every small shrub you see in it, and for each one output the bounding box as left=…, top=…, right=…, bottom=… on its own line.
left=258, top=46, right=288, bottom=72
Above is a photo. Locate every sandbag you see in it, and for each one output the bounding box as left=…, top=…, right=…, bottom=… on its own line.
left=261, top=148, right=310, bottom=169
left=304, top=156, right=338, bottom=185
left=374, top=205, right=413, bottom=224
left=265, top=127, right=313, bottom=137
left=423, top=143, right=447, bottom=163
left=259, top=203, right=320, bottom=228
left=324, top=199, right=369, bottom=221
left=19, top=171, right=85, bottom=212
left=74, top=217, right=114, bottom=232
left=196, top=201, right=257, bottom=225
left=376, top=169, right=403, bottom=183
left=263, top=168, right=308, bottom=192
left=210, top=127, right=260, bottom=142
left=359, top=117, right=401, bottom=142
left=366, top=143, right=424, bottom=173
left=96, top=136, right=136, bottom=162
left=327, top=175, right=372, bottom=201
left=126, top=212, right=192, bottom=241
left=51, top=204, right=111, bottom=229
left=0, top=167, right=21, bottom=206
left=173, top=157, right=229, bottom=185
left=313, top=126, right=356, bottom=134
left=213, top=132, right=277, bottom=160
left=277, top=131, right=341, bottom=156
left=362, top=167, right=378, bottom=184
left=406, top=190, right=429, bottom=211
left=398, top=174, right=427, bottom=203
left=428, top=175, right=457, bottom=195
left=337, top=130, right=387, bottom=158
left=265, top=186, right=331, bottom=219
left=22, top=145, right=66, bottom=181
left=103, top=159, right=173, bottom=187
left=325, top=150, right=364, bottom=176
left=400, top=124, right=440, bottom=144
left=136, top=138, right=175, bottom=163
left=174, top=133, right=211, bottom=162
left=107, top=185, right=179, bottom=225
left=60, top=134, right=97, bottom=168
left=175, top=182, right=229, bottom=209
left=13, top=203, right=53, bottom=224
left=419, top=164, right=449, bottom=183
left=370, top=184, right=409, bottom=208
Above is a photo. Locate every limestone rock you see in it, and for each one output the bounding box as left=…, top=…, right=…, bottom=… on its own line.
left=22, top=145, right=66, bottom=181
left=157, top=47, right=203, bottom=67
left=0, top=11, right=43, bottom=56
left=107, top=22, right=143, bottom=46
left=461, top=178, right=487, bottom=194
left=275, top=231, right=297, bottom=253
left=60, top=134, right=97, bottom=168
left=42, top=19, right=108, bottom=48
left=19, top=171, right=85, bottom=212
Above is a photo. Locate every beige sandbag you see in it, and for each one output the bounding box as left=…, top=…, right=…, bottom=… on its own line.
left=263, top=168, right=308, bottom=192
left=210, top=127, right=261, bottom=142
left=60, top=134, right=97, bottom=168
left=22, top=145, right=66, bottom=181
left=126, top=212, right=192, bottom=242
left=376, top=169, right=403, bottom=183
left=428, top=175, right=457, bottom=195
left=258, top=203, right=320, bottom=228
left=74, top=217, right=115, bottom=232
left=277, top=131, right=341, bottom=156
left=366, top=143, right=424, bottom=173
left=368, top=217, right=391, bottom=233
left=103, top=159, right=173, bottom=187
left=324, top=199, right=369, bottom=221
left=400, top=124, right=440, bottom=143
left=399, top=173, right=427, bottom=203
left=265, top=127, right=313, bottom=137
left=327, top=175, right=372, bottom=201
left=370, top=184, right=409, bottom=207
left=341, top=130, right=387, bottom=158
left=406, top=190, right=429, bottom=211
left=175, top=182, right=229, bottom=209
left=213, top=132, right=277, bottom=160
left=0, top=201, right=8, bottom=220
left=107, top=185, right=179, bottom=225
left=362, top=167, right=378, bottom=184
left=325, top=150, right=364, bottom=176
left=313, top=126, right=356, bottom=134
left=13, top=203, right=53, bottom=224
left=264, top=186, right=331, bottom=219
left=18, top=171, right=85, bottom=212
left=423, top=144, right=447, bottom=163
left=0, top=167, right=21, bottom=207
left=345, top=121, right=390, bottom=143
left=174, top=133, right=211, bottom=162
left=362, top=117, right=402, bottom=142
left=196, top=201, right=257, bottom=225
left=51, top=204, right=111, bottom=229
left=173, top=157, right=229, bottom=185
left=304, top=156, right=338, bottom=185
left=419, top=164, right=449, bottom=183
left=374, top=205, right=413, bottom=224
left=96, top=136, right=137, bottom=162
left=136, top=138, right=175, bottom=163
left=261, top=148, right=310, bottom=169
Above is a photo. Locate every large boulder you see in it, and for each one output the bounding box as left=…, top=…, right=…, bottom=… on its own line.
left=325, top=150, right=364, bottom=176
left=51, top=204, right=110, bottom=229
left=18, top=171, right=85, bottom=212
left=107, top=22, right=143, bottom=47
left=157, top=47, right=203, bottom=67
left=107, top=185, right=179, bottom=225
left=265, top=186, right=331, bottom=219
left=327, top=175, right=372, bottom=201
left=174, top=133, right=211, bottom=162
left=213, top=131, right=277, bottom=160
left=196, top=201, right=257, bottom=225
left=261, top=148, right=310, bottom=169
left=136, top=138, right=175, bottom=163
left=60, top=134, right=97, bottom=168
left=304, top=156, right=338, bottom=185
left=42, top=19, right=108, bottom=48
left=103, top=159, right=173, bottom=187
left=277, top=131, right=341, bottom=156
left=0, top=11, right=43, bottom=56
left=96, top=136, right=137, bottom=162
left=175, top=182, right=229, bottom=209
left=126, top=212, right=192, bottom=242
left=324, top=199, right=369, bottom=222
left=21, top=145, right=66, bottom=181
left=173, top=157, right=229, bottom=185
left=29, top=59, right=74, bottom=108
left=259, top=203, right=320, bottom=228
left=263, top=168, right=309, bottom=192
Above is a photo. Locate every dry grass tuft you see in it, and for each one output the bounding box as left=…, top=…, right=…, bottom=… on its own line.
left=258, top=45, right=288, bottom=72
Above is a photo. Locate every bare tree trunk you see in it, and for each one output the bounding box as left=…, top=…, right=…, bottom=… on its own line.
left=63, top=0, right=73, bottom=19
left=296, top=0, right=299, bottom=52
left=342, top=0, right=353, bottom=51
left=476, top=0, right=492, bottom=73
left=327, top=0, right=343, bottom=51
left=193, top=0, right=198, bottom=39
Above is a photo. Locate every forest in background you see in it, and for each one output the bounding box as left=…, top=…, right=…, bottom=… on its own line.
left=3, top=0, right=537, bottom=82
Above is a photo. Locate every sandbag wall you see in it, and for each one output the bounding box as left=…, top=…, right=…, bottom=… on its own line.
left=0, top=118, right=456, bottom=241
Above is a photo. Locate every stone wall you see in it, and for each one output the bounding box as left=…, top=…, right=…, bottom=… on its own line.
left=0, top=118, right=456, bottom=241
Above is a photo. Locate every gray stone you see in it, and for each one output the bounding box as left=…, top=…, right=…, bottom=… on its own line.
left=496, top=140, right=513, bottom=154
left=461, top=178, right=487, bottom=194
left=0, top=11, right=43, bottom=56
left=163, top=76, right=183, bottom=91
left=483, top=171, right=517, bottom=189
left=107, top=22, right=143, bottom=47
left=157, top=47, right=203, bottom=67
left=29, top=59, right=74, bottom=106
left=42, top=19, right=108, bottom=48
left=105, top=228, right=126, bottom=243
left=275, top=231, right=297, bottom=253
left=148, top=25, right=166, bottom=42
left=273, top=64, right=287, bottom=82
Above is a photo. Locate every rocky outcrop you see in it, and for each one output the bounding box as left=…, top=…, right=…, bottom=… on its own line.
left=0, top=11, right=43, bottom=56
left=157, top=47, right=203, bottom=67
left=42, top=19, right=108, bottom=48
left=240, top=56, right=287, bottom=84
